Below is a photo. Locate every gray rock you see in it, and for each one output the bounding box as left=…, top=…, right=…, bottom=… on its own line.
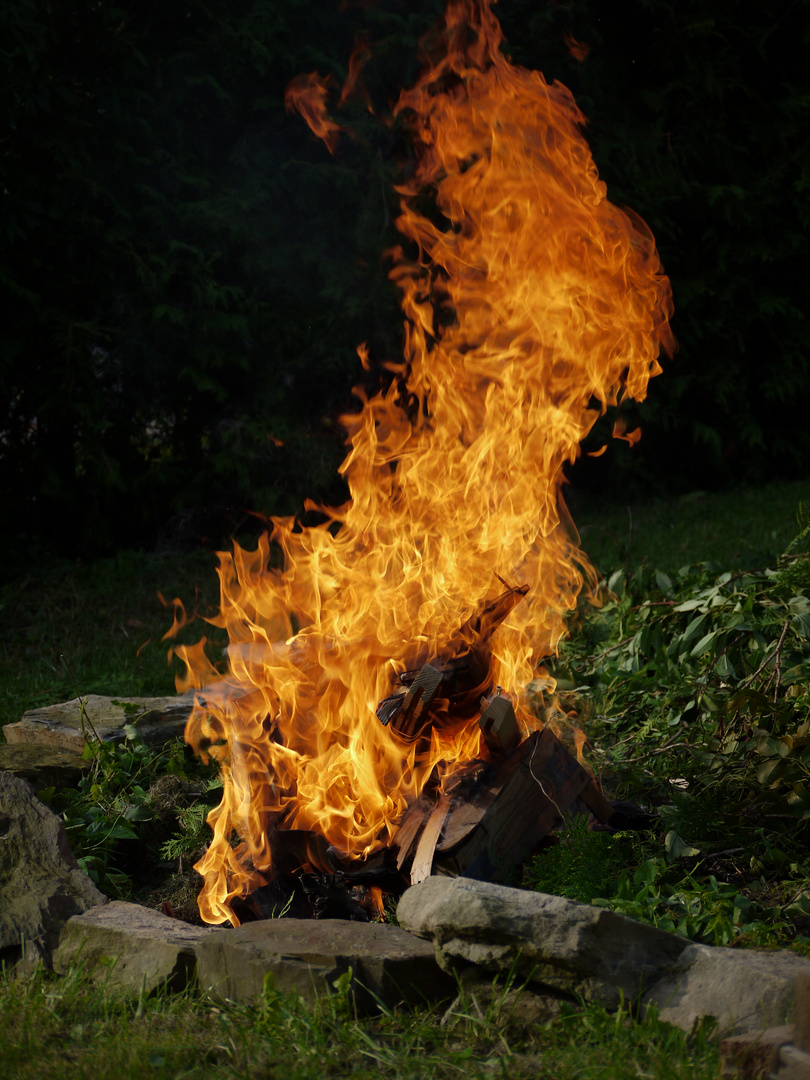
left=195, top=917, right=456, bottom=1012
left=54, top=900, right=219, bottom=994
left=397, top=876, right=689, bottom=1007
left=0, top=771, right=106, bottom=970
left=779, top=1042, right=810, bottom=1080
left=2, top=692, right=196, bottom=753
left=0, top=742, right=88, bottom=790
left=643, top=941, right=810, bottom=1035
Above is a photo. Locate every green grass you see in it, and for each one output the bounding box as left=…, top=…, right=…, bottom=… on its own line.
left=0, top=547, right=224, bottom=732
left=569, top=479, right=810, bottom=576
left=0, top=963, right=721, bottom=1080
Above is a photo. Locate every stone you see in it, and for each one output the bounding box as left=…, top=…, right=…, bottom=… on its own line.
left=0, top=771, right=107, bottom=970
left=195, top=917, right=456, bottom=1012
left=0, top=742, right=88, bottom=791
left=779, top=1043, right=810, bottom=1080
left=2, top=692, right=196, bottom=753
left=796, top=971, right=810, bottom=1052
left=396, top=876, right=689, bottom=1008
left=643, top=942, right=810, bottom=1036
left=54, top=900, right=219, bottom=994
left=720, top=1025, right=794, bottom=1079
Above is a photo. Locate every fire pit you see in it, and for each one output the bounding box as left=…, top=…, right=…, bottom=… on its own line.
left=170, top=0, right=674, bottom=927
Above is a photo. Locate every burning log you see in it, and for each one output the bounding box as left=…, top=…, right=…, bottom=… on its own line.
left=377, top=662, right=444, bottom=740
left=390, top=724, right=613, bottom=885
left=478, top=693, right=520, bottom=755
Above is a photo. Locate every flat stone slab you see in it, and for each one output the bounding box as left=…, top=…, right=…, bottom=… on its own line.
left=0, top=771, right=107, bottom=970
left=779, top=1042, right=810, bottom=1079
left=54, top=900, right=220, bottom=994
left=719, top=1024, right=794, bottom=1078
left=195, top=918, right=456, bottom=1011
left=3, top=692, right=196, bottom=753
left=0, top=743, right=89, bottom=790
left=397, top=876, right=689, bottom=1008
left=643, top=941, right=810, bottom=1036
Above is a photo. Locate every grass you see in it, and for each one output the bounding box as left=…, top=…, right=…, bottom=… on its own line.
left=0, top=547, right=224, bottom=732
left=569, top=478, right=809, bottom=576
left=0, top=962, right=722, bottom=1080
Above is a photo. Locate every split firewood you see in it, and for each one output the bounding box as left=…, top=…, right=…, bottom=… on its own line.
left=392, top=800, right=429, bottom=869
left=478, top=693, right=520, bottom=754
left=394, top=663, right=444, bottom=739
left=435, top=727, right=611, bottom=880
left=377, top=662, right=445, bottom=740
left=460, top=580, right=529, bottom=642
left=410, top=796, right=451, bottom=885
left=376, top=580, right=530, bottom=738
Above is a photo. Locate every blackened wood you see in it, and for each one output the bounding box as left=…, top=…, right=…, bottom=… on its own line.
left=461, top=582, right=529, bottom=641
left=435, top=728, right=603, bottom=881
left=377, top=693, right=405, bottom=726
left=478, top=694, right=520, bottom=754
left=580, top=779, right=615, bottom=824
left=391, top=663, right=444, bottom=739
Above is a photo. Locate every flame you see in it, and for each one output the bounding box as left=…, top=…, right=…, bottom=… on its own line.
left=563, top=31, right=591, bottom=63
left=284, top=73, right=344, bottom=155
left=612, top=417, right=642, bottom=447
left=180, top=0, right=674, bottom=925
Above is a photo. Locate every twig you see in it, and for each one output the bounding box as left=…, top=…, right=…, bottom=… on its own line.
left=592, top=633, right=637, bottom=662
left=528, top=737, right=566, bottom=822
left=60, top=654, right=101, bottom=744
left=625, top=506, right=633, bottom=574
left=764, top=618, right=791, bottom=701
left=617, top=741, right=692, bottom=765
left=738, top=618, right=790, bottom=693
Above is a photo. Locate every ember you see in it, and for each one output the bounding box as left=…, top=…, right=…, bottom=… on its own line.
left=173, top=0, right=674, bottom=926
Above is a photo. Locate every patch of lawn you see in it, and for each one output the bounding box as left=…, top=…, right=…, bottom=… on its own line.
left=0, top=963, right=721, bottom=1080
left=0, top=547, right=224, bottom=731
left=569, top=478, right=809, bottom=575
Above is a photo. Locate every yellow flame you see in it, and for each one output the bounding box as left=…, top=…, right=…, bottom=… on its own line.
left=181, top=0, right=674, bottom=925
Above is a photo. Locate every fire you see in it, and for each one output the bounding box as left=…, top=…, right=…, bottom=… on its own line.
left=177, top=0, right=674, bottom=925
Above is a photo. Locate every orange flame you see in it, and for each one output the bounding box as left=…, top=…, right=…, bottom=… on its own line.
left=612, top=417, right=643, bottom=446
left=182, top=0, right=674, bottom=925
left=563, top=31, right=591, bottom=63
left=285, top=73, right=344, bottom=154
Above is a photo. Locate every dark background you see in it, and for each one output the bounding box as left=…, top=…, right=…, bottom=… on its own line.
left=2, top=0, right=808, bottom=568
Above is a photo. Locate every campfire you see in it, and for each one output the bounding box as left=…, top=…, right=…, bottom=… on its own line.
left=171, top=0, right=674, bottom=927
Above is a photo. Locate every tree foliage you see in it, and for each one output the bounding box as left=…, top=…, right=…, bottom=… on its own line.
left=1, top=0, right=808, bottom=563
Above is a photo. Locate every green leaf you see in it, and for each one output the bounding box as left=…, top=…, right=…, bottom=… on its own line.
left=756, top=758, right=784, bottom=786
left=691, top=630, right=720, bottom=658
left=673, top=599, right=705, bottom=613
left=665, top=831, right=701, bottom=862
left=655, top=570, right=673, bottom=593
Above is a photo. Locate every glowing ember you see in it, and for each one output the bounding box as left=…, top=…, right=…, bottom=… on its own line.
left=174, top=0, right=674, bottom=926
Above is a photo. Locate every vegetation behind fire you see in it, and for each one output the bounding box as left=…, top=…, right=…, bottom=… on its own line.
left=2, top=0, right=808, bottom=564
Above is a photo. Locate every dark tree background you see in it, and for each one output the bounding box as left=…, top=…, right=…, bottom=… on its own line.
left=2, top=0, right=808, bottom=567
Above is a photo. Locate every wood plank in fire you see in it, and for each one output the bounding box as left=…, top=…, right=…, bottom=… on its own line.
left=410, top=796, right=451, bottom=885
left=435, top=727, right=606, bottom=881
